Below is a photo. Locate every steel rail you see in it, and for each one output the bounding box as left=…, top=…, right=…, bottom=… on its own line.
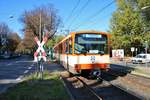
left=75, top=76, right=103, bottom=100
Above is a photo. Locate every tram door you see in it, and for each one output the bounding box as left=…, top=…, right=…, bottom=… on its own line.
left=65, top=38, right=72, bottom=72
left=65, top=40, right=69, bottom=70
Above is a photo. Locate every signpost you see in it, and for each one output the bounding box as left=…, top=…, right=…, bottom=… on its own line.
left=34, top=33, right=48, bottom=79
left=135, top=48, right=138, bottom=56
left=34, top=36, right=47, bottom=62
left=112, top=49, right=124, bottom=61
left=131, top=47, right=135, bottom=57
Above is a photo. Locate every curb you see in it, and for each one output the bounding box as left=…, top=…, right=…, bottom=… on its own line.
left=60, top=76, right=75, bottom=100
left=131, top=71, right=150, bottom=79
left=111, top=64, right=150, bottom=78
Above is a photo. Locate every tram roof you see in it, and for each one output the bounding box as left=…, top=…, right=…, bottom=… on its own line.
left=53, top=30, right=111, bottom=49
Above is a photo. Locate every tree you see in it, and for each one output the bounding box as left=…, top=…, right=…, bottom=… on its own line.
left=0, top=23, right=11, bottom=54
left=20, top=4, right=61, bottom=40
left=109, top=0, right=144, bottom=55
left=0, top=23, right=10, bottom=35
left=21, top=29, right=36, bottom=54
left=138, top=0, right=150, bottom=34
left=20, top=4, right=61, bottom=54
left=7, top=33, right=21, bottom=52
left=15, top=41, right=26, bottom=54
left=128, top=0, right=150, bottom=32
left=46, top=35, right=64, bottom=48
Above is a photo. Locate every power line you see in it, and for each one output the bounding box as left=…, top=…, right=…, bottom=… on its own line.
left=67, top=0, right=92, bottom=30
left=64, top=0, right=81, bottom=25
left=74, top=0, right=115, bottom=31
left=76, top=12, right=113, bottom=31
left=74, top=0, right=115, bottom=30
left=87, top=0, right=114, bottom=21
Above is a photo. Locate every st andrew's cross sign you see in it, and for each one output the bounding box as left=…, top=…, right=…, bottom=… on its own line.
left=34, top=34, right=48, bottom=62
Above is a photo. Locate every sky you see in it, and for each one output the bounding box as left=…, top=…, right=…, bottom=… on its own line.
left=0, top=0, right=117, bottom=38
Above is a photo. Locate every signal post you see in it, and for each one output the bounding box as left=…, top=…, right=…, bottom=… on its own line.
left=34, top=33, right=48, bottom=79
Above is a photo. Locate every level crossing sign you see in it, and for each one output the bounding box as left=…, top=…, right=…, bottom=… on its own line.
left=34, top=34, right=48, bottom=62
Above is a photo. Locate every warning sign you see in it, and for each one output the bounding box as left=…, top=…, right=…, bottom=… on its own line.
left=112, top=49, right=124, bottom=59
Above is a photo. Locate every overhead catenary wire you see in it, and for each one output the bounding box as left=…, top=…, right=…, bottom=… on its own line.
left=67, top=0, right=92, bottom=30
left=60, top=0, right=81, bottom=35
left=64, top=0, right=81, bottom=26
left=73, top=0, right=115, bottom=31
left=76, top=12, right=114, bottom=31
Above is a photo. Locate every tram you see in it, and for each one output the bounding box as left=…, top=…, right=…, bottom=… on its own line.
left=53, top=31, right=111, bottom=75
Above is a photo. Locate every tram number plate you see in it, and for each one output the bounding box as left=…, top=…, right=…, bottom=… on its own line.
left=91, top=56, right=95, bottom=63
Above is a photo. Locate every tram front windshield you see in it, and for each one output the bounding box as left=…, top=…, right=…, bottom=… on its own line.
left=74, top=33, right=108, bottom=54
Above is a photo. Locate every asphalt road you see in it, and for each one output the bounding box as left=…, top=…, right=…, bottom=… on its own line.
left=111, top=59, right=150, bottom=67
left=0, top=55, right=65, bottom=93
left=0, top=55, right=36, bottom=93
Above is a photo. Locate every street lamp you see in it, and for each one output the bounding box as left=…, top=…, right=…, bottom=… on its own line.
left=141, top=6, right=150, bottom=11
left=141, top=6, right=150, bottom=20
left=9, top=15, right=14, bottom=19
left=145, top=41, right=148, bottom=53
left=141, top=6, right=150, bottom=33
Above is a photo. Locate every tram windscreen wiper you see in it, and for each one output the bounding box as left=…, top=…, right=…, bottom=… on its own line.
left=98, top=51, right=104, bottom=55
left=81, top=48, right=87, bottom=54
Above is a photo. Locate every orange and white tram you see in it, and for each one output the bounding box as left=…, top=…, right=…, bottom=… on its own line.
left=53, top=31, right=111, bottom=75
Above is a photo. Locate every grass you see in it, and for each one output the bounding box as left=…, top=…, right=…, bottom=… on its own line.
left=0, top=71, right=70, bottom=100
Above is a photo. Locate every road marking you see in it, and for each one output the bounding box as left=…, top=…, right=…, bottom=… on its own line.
left=16, top=75, right=23, bottom=81
left=24, top=70, right=29, bottom=74
left=0, top=79, right=21, bottom=84
left=15, top=61, right=33, bottom=63
left=7, top=63, right=12, bottom=66
left=28, top=67, right=32, bottom=69
left=31, top=64, right=34, bottom=67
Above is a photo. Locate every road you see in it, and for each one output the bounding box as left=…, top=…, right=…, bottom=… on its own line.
left=111, top=58, right=150, bottom=67
left=0, top=55, right=65, bottom=93
left=0, top=55, right=36, bottom=93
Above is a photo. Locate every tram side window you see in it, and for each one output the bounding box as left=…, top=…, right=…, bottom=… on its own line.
left=59, top=44, right=63, bottom=54
left=62, top=42, right=65, bottom=54
left=104, top=44, right=108, bottom=54
left=69, top=38, right=72, bottom=54
left=65, top=40, right=69, bottom=54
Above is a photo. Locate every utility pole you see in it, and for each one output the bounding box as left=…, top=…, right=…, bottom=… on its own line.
left=39, top=13, right=42, bottom=42
left=145, top=41, right=148, bottom=67
left=37, top=12, right=44, bottom=79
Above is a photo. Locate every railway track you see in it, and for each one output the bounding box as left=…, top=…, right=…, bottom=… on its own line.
left=79, top=76, right=140, bottom=100
left=97, top=76, right=141, bottom=100
left=61, top=71, right=140, bottom=100
left=75, top=76, right=102, bottom=100
left=61, top=73, right=101, bottom=100
left=102, top=69, right=150, bottom=99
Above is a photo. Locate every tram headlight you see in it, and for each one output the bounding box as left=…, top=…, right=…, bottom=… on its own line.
left=75, top=64, right=81, bottom=72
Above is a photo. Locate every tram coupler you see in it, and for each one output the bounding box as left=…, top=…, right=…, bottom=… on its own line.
left=89, top=69, right=101, bottom=80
